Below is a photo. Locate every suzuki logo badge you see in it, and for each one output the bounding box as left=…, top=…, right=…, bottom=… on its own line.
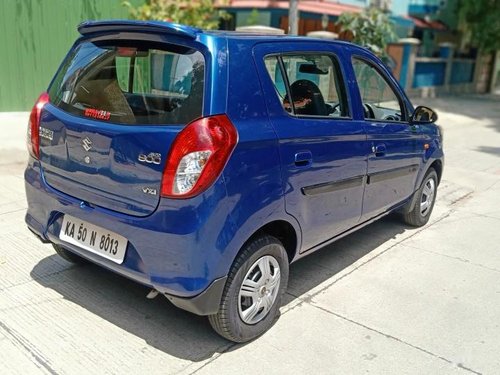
left=82, top=137, right=92, bottom=152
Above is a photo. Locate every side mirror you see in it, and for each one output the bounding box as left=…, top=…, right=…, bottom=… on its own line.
left=410, top=106, right=438, bottom=124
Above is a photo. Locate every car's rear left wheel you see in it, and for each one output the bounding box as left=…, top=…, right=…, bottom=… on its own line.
left=208, top=235, right=289, bottom=342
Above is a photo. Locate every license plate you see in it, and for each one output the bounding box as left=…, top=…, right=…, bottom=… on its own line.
left=59, top=215, right=128, bottom=264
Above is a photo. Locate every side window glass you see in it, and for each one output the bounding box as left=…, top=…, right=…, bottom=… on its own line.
left=116, top=57, right=131, bottom=92
left=352, top=58, right=404, bottom=121
left=264, top=56, right=291, bottom=113
left=264, top=54, right=348, bottom=118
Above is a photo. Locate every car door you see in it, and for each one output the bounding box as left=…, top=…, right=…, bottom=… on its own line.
left=254, top=44, right=368, bottom=252
left=349, top=55, right=423, bottom=221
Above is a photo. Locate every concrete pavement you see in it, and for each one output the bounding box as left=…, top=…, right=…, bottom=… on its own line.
left=1, top=95, right=500, bottom=374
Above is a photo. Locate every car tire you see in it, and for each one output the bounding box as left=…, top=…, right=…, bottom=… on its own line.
left=53, top=244, right=87, bottom=264
left=403, top=168, right=438, bottom=227
left=208, top=235, right=289, bottom=343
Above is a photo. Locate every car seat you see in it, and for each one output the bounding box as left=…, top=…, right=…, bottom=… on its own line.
left=289, top=79, right=328, bottom=116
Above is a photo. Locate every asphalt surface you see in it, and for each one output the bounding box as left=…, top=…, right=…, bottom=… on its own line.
left=1, top=95, right=500, bottom=374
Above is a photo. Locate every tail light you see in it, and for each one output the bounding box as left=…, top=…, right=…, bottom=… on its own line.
left=27, top=92, right=50, bottom=159
left=161, top=114, right=238, bottom=199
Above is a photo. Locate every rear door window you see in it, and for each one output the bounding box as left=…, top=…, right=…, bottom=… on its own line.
left=264, top=54, right=349, bottom=118
left=48, top=41, right=205, bottom=125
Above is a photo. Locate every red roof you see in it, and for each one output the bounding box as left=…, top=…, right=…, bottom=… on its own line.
left=220, top=0, right=362, bottom=16
left=409, top=16, right=447, bottom=31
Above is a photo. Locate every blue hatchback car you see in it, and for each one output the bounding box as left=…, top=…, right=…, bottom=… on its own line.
left=25, top=20, right=443, bottom=342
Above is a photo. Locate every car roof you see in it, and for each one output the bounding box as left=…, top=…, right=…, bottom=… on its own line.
left=205, top=29, right=348, bottom=43
left=78, top=19, right=362, bottom=50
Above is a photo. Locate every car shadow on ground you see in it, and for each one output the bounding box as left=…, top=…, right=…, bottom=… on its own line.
left=31, top=214, right=412, bottom=361
left=475, top=146, right=500, bottom=157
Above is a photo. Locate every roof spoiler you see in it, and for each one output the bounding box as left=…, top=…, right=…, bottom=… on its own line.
left=78, top=19, right=201, bottom=39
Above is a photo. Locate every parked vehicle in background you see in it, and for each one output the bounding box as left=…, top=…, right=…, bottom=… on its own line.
left=25, top=20, right=443, bottom=342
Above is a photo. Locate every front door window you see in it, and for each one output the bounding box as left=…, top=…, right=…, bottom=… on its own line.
left=352, top=58, right=405, bottom=122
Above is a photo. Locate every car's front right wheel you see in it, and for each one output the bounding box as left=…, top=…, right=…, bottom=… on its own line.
left=403, top=168, right=438, bottom=227
left=208, top=235, right=289, bottom=342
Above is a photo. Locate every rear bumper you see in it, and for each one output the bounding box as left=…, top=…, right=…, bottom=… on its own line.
left=164, top=276, right=227, bottom=315
left=30, top=219, right=227, bottom=315
left=29, top=220, right=226, bottom=315
left=25, top=159, right=233, bottom=314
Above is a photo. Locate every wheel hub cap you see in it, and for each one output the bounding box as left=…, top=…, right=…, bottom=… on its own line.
left=420, top=177, right=436, bottom=216
left=238, top=255, right=281, bottom=325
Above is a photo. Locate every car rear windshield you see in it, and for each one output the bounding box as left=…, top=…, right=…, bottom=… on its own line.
left=48, top=40, right=205, bottom=125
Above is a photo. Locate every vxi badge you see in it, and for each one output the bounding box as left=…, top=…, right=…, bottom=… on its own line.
left=142, top=187, right=157, bottom=195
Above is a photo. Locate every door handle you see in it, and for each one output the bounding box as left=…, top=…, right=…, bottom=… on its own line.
left=294, top=151, right=312, bottom=167
left=372, top=144, right=386, bottom=157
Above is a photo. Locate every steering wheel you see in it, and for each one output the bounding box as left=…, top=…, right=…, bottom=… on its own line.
left=329, top=103, right=341, bottom=115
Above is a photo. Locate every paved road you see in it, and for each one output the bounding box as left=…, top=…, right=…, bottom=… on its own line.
left=1, top=95, right=500, bottom=374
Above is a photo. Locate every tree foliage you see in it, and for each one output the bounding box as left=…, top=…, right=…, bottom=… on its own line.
left=122, top=0, right=229, bottom=30
left=458, top=0, right=500, bottom=52
left=246, top=8, right=260, bottom=26
left=337, top=7, right=396, bottom=56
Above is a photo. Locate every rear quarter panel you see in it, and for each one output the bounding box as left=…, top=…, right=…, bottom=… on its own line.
left=214, top=37, right=301, bottom=274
